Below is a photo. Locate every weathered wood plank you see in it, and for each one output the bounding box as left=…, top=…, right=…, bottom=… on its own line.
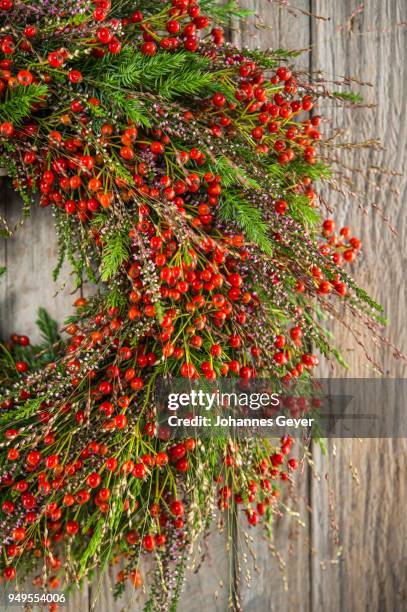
left=179, top=529, right=237, bottom=612
left=0, top=185, right=76, bottom=343
left=311, top=1, right=407, bottom=611
left=231, top=2, right=313, bottom=611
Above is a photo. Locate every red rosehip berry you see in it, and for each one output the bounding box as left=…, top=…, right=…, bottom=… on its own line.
left=17, top=70, right=33, bottom=86
left=86, top=472, right=101, bottom=488
left=66, top=520, right=79, bottom=536
left=132, top=463, right=146, bottom=478
left=141, top=41, right=157, bottom=56
left=143, top=534, right=155, bottom=551
left=212, top=92, right=226, bottom=107
left=68, top=70, right=83, bottom=83
left=275, top=199, right=288, bottom=214
left=288, top=458, right=299, bottom=470
left=3, top=567, right=16, bottom=581
left=15, top=361, right=28, bottom=373
left=166, top=20, right=180, bottom=34
left=26, top=451, right=41, bottom=466
left=96, top=27, right=113, bottom=44
left=170, top=500, right=185, bottom=516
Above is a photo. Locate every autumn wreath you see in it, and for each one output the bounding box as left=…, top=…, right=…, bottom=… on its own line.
left=0, top=0, right=384, bottom=607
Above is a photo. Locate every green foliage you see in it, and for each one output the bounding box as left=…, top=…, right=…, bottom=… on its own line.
left=93, top=50, right=215, bottom=100
left=288, top=195, right=321, bottom=228
left=98, top=49, right=188, bottom=85
left=0, top=84, right=48, bottom=125
left=36, top=307, right=61, bottom=345
left=159, top=66, right=214, bottom=99
left=241, top=48, right=301, bottom=69
left=0, top=343, right=15, bottom=372
left=0, top=308, right=61, bottom=387
left=53, top=210, right=97, bottom=286
left=219, top=193, right=273, bottom=256
left=0, top=395, right=45, bottom=426
left=107, top=152, right=136, bottom=184
left=79, top=520, right=104, bottom=577
left=331, top=346, right=349, bottom=368
left=90, top=212, right=109, bottom=229
left=63, top=296, right=98, bottom=325
left=332, top=91, right=364, bottom=104
left=100, top=228, right=131, bottom=281
left=267, top=159, right=331, bottom=184
left=201, top=0, right=253, bottom=22
left=94, top=91, right=152, bottom=128
left=116, top=96, right=152, bottom=127
left=348, top=286, right=386, bottom=317
left=105, top=286, right=127, bottom=309
left=155, top=300, right=165, bottom=325
left=52, top=239, right=66, bottom=282
left=206, top=155, right=261, bottom=189
left=0, top=266, right=5, bottom=277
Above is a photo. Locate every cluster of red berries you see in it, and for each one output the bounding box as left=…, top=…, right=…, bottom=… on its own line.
left=218, top=435, right=298, bottom=526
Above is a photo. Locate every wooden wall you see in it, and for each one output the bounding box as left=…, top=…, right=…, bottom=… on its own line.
left=0, top=1, right=406, bottom=610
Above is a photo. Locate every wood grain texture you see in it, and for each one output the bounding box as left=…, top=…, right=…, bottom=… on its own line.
left=310, top=2, right=407, bottom=612
left=230, top=3, right=314, bottom=612
left=0, top=183, right=77, bottom=343
left=1, top=1, right=406, bottom=610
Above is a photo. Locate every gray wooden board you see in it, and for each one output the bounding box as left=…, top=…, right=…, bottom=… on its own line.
left=310, top=2, right=407, bottom=612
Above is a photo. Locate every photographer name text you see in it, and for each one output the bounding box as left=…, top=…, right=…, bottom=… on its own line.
left=167, top=414, right=314, bottom=429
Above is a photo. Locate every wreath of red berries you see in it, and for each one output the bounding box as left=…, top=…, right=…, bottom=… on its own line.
left=0, top=0, right=384, bottom=606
